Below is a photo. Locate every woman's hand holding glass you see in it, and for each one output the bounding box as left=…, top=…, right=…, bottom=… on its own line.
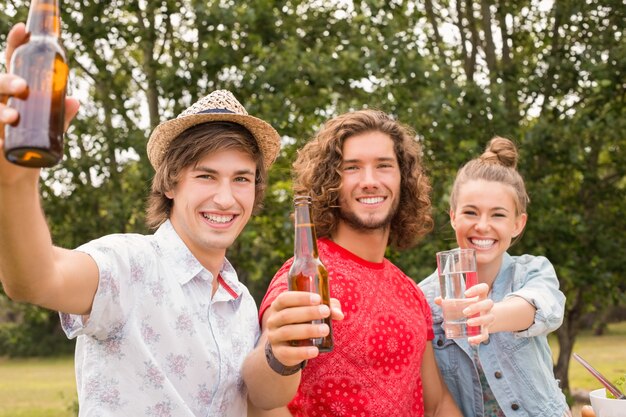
left=434, top=282, right=494, bottom=345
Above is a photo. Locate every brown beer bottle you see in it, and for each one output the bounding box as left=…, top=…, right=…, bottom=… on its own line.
left=288, top=195, right=334, bottom=352
left=4, top=0, right=68, bottom=168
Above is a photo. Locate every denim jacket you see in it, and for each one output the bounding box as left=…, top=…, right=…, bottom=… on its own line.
left=418, top=253, right=568, bottom=417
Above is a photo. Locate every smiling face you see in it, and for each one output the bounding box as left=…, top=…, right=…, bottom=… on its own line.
left=337, top=131, right=401, bottom=234
left=165, top=148, right=257, bottom=266
left=450, top=179, right=527, bottom=281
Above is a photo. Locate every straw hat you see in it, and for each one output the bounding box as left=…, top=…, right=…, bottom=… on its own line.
left=147, top=90, right=281, bottom=171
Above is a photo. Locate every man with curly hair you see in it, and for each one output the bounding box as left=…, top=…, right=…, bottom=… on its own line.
left=244, top=110, right=488, bottom=416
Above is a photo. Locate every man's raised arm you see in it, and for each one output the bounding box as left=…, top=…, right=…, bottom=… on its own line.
left=0, top=23, right=96, bottom=315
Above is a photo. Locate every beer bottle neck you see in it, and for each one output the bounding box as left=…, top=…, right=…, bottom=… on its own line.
left=293, top=202, right=319, bottom=259
left=26, top=0, right=61, bottom=37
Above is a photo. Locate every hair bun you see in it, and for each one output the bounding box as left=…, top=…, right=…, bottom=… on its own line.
left=480, top=136, right=518, bottom=169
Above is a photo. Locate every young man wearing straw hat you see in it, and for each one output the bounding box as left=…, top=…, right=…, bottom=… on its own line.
left=0, top=22, right=317, bottom=417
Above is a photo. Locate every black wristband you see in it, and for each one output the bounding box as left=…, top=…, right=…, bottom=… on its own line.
left=264, top=340, right=306, bottom=376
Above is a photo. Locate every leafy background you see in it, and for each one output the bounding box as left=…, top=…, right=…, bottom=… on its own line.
left=0, top=0, right=624, bottom=395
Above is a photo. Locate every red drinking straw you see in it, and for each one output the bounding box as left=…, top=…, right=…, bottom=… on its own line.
left=573, top=353, right=626, bottom=400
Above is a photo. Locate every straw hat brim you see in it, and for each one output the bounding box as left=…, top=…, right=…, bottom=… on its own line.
left=147, top=112, right=281, bottom=172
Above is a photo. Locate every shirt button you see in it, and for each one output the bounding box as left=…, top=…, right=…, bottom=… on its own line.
left=511, top=403, right=520, bottom=410
left=437, top=339, right=444, bottom=347
left=494, top=371, right=503, bottom=379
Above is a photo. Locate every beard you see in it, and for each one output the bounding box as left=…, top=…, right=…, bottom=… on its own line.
left=338, top=196, right=400, bottom=231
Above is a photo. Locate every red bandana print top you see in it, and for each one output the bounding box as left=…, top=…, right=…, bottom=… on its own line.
left=259, top=239, right=434, bottom=417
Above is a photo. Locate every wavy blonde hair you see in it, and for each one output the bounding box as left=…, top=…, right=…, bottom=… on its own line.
left=293, top=109, right=433, bottom=250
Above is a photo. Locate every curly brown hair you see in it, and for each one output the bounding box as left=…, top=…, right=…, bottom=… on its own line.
left=146, top=122, right=268, bottom=229
left=293, top=109, right=433, bottom=250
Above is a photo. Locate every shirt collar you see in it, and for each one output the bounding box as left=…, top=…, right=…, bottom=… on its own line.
left=215, top=259, right=244, bottom=301
left=154, top=220, right=243, bottom=299
left=154, top=220, right=204, bottom=285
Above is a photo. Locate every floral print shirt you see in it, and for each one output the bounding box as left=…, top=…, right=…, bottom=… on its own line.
left=472, top=346, right=506, bottom=417
left=60, top=220, right=259, bottom=417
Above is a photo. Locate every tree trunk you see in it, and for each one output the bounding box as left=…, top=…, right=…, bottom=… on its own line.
left=455, top=0, right=479, bottom=82
left=136, top=2, right=160, bottom=129
left=466, top=0, right=480, bottom=83
left=555, top=291, right=585, bottom=393
left=555, top=320, right=574, bottom=392
left=423, top=0, right=443, bottom=48
left=495, top=2, right=519, bottom=126
left=539, top=2, right=564, bottom=116
left=480, top=0, right=498, bottom=82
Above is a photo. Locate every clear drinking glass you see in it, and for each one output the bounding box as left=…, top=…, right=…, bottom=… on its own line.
left=436, top=248, right=480, bottom=339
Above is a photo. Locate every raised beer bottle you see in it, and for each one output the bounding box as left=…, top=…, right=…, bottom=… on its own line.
left=288, top=195, right=334, bottom=352
left=4, top=0, right=68, bottom=168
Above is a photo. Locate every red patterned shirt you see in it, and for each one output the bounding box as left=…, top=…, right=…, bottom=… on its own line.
left=259, top=238, right=434, bottom=417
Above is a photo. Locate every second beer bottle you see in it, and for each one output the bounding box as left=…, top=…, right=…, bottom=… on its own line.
left=4, top=0, right=68, bottom=168
left=288, top=195, right=334, bottom=352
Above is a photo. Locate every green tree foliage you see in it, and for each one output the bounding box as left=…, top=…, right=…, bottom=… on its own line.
left=0, top=0, right=623, bottom=396
left=393, top=0, right=625, bottom=392
left=516, top=0, right=626, bottom=390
